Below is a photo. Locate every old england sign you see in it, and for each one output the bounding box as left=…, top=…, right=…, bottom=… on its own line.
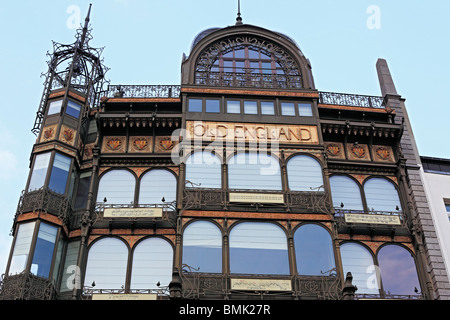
left=186, top=121, right=319, bottom=144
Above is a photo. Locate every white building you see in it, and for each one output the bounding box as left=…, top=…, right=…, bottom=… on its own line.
left=421, top=156, right=450, bottom=283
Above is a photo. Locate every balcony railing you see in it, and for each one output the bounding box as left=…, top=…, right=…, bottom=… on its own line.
left=318, top=91, right=385, bottom=109
left=182, top=188, right=331, bottom=214
left=102, top=84, right=386, bottom=110
left=15, top=188, right=72, bottom=225
left=0, top=272, right=57, bottom=300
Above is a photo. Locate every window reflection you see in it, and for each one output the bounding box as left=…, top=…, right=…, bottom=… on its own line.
left=364, top=178, right=402, bottom=213
left=182, top=221, right=222, bottom=273
left=294, top=224, right=335, bottom=276
left=84, top=238, right=128, bottom=289
left=340, top=242, right=380, bottom=294
left=230, top=222, right=289, bottom=275
left=228, top=153, right=282, bottom=190
left=287, top=155, right=324, bottom=191
left=378, top=244, right=421, bottom=296
left=185, top=151, right=222, bottom=189
left=96, top=169, right=136, bottom=205
left=139, top=169, right=176, bottom=205
left=330, top=176, right=364, bottom=211
left=30, top=223, right=58, bottom=278
left=131, top=238, right=173, bottom=289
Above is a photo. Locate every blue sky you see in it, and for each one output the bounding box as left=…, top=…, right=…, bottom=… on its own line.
left=0, top=0, right=449, bottom=276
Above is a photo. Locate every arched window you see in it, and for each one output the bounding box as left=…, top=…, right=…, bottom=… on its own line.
left=130, top=238, right=173, bottom=289
left=340, top=242, right=380, bottom=294
left=96, top=169, right=136, bottom=205
left=294, top=224, right=335, bottom=276
left=229, top=222, right=289, bottom=275
left=182, top=221, right=222, bottom=273
left=378, top=244, right=421, bottom=296
left=185, top=151, right=221, bottom=188
left=228, top=153, right=282, bottom=190
left=287, top=155, right=324, bottom=191
left=194, top=35, right=302, bottom=89
left=84, top=238, right=128, bottom=290
left=364, top=178, right=402, bottom=213
left=139, top=169, right=177, bottom=205
left=329, top=176, right=364, bottom=211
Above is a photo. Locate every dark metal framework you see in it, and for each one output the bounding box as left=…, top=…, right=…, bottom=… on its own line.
left=195, top=36, right=302, bottom=89
left=32, top=5, right=109, bottom=135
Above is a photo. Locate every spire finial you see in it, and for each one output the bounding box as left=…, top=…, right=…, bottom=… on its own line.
left=236, top=0, right=243, bottom=25
left=79, top=4, right=92, bottom=48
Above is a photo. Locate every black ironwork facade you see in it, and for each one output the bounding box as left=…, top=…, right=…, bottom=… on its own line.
left=2, top=5, right=449, bottom=302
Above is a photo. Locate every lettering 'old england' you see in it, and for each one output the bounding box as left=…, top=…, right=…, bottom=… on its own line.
left=3, top=2, right=449, bottom=303
left=186, top=121, right=319, bottom=144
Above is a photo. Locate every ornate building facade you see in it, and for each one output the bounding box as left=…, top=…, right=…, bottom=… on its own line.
left=1, top=6, right=449, bottom=300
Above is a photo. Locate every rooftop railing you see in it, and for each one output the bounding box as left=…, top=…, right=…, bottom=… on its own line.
left=102, top=84, right=385, bottom=109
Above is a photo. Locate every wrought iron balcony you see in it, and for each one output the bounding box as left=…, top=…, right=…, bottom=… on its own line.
left=195, top=71, right=302, bottom=89
left=319, top=91, right=385, bottom=109
left=15, top=188, right=72, bottom=225
left=104, top=84, right=181, bottom=99
left=182, top=188, right=331, bottom=214
left=0, top=272, right=57, bottom=300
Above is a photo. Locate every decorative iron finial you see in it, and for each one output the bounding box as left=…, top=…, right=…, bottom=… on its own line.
left=78, top=4, right=92, bottom=49
left=236, top=0, right=243, bottom=25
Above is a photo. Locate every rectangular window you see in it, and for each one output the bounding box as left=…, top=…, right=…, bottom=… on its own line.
left=261, top=101, right=275, bottom=115
left=445, top=201, right=450, bottom=222
left=74, top=172, right=91, bottom=209
left=59, top=241, right=81, bottom=292
left=66, top=100, right=82, bottom=119
left=298, top=103, right=313, bottom=116
left=244, top=101, right=257, bottom=114
left=48, top=153, right=72, bottom=194
left=188, top=99, right=202, bottom=112
left=9, top=222, right=36, bottom=275
left=227, top=100, right=241, bottom=114
left=281, top=102, right=296, bottom=116
left=31, top=223, right=58, bottom=278
left=28, top=153, right=51, bottom=191
left=47, top=100, right=62, bottom=116
left=205, top=99, right=220, bottom=113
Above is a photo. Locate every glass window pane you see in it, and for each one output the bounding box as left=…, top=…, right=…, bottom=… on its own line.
left=294, top=224, right=335, bottom=275
left=28, top=153, right=51, bottom=191
left=205, top=99, right=220, bottom=113
left=340, top=242, right=380, bottom=294
left=31, top=223, right=58, bottom=278
left=74, top=172, right=91, bottom=209
left=364, top=178, right=402, bottom=213
left=185, top=152, right=221, bottom=188
left=227, top=100, right=240, bottom=114
left=230, top=222, right=289, bottom=275
left=96, top=170, right=136, bottom=205
left=235, top=61, right=245, bottom=73
left=47, top=100, right=62, bottom=116
left=182, top=221, right=222, bottom=273
left=48, top=153, right=71, bottom=194
left=281, top=102, right=295, bottom=116
left=261, top=62, right=272, bottom=74
left=235, top=49, right=245, bottom=58
left=228, top=153, right=282, bottom=190
left=188, top=99, right=202, bottom=112
left=9, top=222, right=36, bottom=275
left=378, top=244, right=420, bottom=296
left=244, top=101, right=257, bottom=114
left=298, top=103, right=313, bottom=116
left=139, top=169, right=176, bottom=205
left=287, top=155, right=324, bottom=191
left=66, top=100, right=82, bottom=118
left=261, top=101, right=275, bottom=115
left=59, top=241, right=80, bottom=292
left=330, top=176, right=364, bottom=211
left=248, top=48, right=259, bottom=59
left=84, top=238, right=128, bottom=289
left=131, top=238, right=173, bottom=289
